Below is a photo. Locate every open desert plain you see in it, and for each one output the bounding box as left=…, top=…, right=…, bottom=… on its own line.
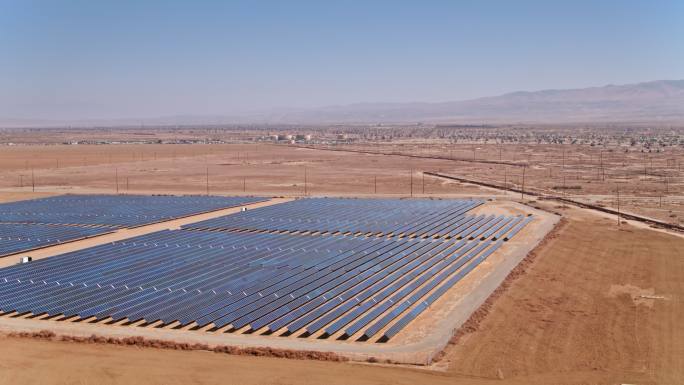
left=0, top=125, right=681, bottom=385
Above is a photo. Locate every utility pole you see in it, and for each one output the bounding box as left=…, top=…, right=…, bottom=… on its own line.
left=563, top=173, right=567, bottom=207
left=304, top=167, right=307, bottom=196
left=115, top=168, right=118, bottom=194
left=243, top=176, right=246, bottom=193
left=521, top=165, right=526, bottom=201
left=206, top=166, right=209, bottom=196
left=31, top=168, right=35, bottom=192
left=374, top=175, right=377, bottom=194
left=616, top=185, right=621, bottom=227
left=562, top=149, right=565, bottom=170
left=19, top=174, right=23, bottom=188
left=422, top=172, right=425, bottom=194
left=504, top=167, right=507, bottom=189
left=664, top=176, right=669, bottom=194
left=410, top=169, right=413, bottom=197
left=126, top=177, right=129, bottom=192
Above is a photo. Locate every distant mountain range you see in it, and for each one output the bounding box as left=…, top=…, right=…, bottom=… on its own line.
left=2, top=80, right=683, bottom=127
left=250, top=79, right=684, bottom=124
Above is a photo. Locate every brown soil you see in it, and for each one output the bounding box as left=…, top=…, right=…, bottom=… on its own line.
left=441, top=204, right=684, bottom=384
left=309, top=142, right=684, bottom=225
left=0, top=143, right=496, bottom=197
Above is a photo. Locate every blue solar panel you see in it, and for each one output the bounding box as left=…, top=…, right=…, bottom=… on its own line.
left=0, top=223, right=113, bottom=257
left=184, top=197, right=483, bottom=237
left=0, top=194, right=266, bottom=228
left=0, top=197, right=532, bottom=343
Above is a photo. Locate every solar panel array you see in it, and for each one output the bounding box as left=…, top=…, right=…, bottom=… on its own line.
left=0, top=195, right=267, bottom=228
left=185, top=197, right=485, bottom=237
left=0, top=198, right=532, bottom=343
left=0, top=223, right=112, bottom=257
left=0, top=194, right=266, bottom=257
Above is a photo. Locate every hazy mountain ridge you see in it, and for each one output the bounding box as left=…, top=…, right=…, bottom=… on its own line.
left=256, top=80, right=684, bottom=123
left=2, top=80, right=683, bottom=127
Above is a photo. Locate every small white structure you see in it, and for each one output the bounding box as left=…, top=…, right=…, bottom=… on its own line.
left=19, top=256, right=32, bottom=264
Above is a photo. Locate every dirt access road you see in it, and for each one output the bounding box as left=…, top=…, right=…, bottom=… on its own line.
left=0, top=203, right=681, bottom=385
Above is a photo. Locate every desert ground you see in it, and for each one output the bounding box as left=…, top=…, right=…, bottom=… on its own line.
left=0, top=127, right=682, bottom=384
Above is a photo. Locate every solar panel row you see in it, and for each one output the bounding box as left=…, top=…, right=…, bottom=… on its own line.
left=0, top=198, right=532, bottom=342
left=0, top=195, right=266, bottom=228
left=0, top=223, right=113, bottom=257
left=184, top=197, right=484, bottom=237
left=0, top=207, right=528, bottom=340
left=0, top=194, right=266, bottom=258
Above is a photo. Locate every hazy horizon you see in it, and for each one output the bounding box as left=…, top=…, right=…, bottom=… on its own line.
left=2, top=1, right=683, bottom=121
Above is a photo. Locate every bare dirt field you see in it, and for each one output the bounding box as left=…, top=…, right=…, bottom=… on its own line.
left=313, top=141, right=684, bottom=226
left=0, top=143, right=493, bottom=197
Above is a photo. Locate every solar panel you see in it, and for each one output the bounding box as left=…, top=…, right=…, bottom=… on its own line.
left=184, top=198, right=484, bottom=238
left=0, top=223, right=113, bottom=257
left=0, top=194, right=266, bottom=228
left=0, top=197, right=532, bottom=343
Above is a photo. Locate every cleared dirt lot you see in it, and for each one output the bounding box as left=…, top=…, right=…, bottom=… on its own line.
left=0, top=143, right=496, bottom=197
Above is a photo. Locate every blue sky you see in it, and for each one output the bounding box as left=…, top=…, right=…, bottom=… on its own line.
left=1, top=0, right=682, bottom=120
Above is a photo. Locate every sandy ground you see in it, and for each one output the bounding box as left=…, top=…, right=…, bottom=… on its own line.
left=441, top=202, right=684, bottom=384
left=0, top=143, right=500, bottom=198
